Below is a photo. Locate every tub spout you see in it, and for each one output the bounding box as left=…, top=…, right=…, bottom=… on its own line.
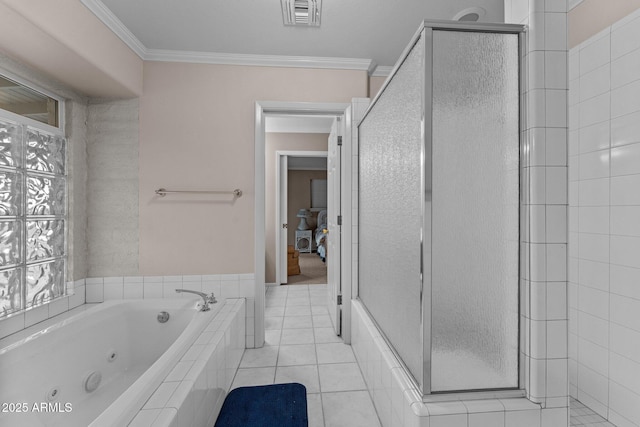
left=175, top=289, right=217, bottom=311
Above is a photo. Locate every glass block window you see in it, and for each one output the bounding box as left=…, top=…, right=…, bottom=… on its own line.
left=0, top=116, right=66, bottom=318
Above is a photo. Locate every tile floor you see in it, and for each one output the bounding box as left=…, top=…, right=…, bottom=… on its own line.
left=570, top=398, right=617, bottom=427
left=230, top=284, right=382, bottom=427
left=233, top=285, right=612, bottom=427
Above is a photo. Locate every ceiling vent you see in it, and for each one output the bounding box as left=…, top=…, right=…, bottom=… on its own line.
left=281, top=0, right=322, bottom=27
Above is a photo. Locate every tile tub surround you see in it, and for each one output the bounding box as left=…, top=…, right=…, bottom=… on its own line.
left=568, top=7, right=640, bottom=427
left=0, top=279, right=86, bottom=341
left=85, top=274, right=257, bottom=348
left=351, top=300, right=571, bottom=427
left=128, top=298, right=246, bottom=427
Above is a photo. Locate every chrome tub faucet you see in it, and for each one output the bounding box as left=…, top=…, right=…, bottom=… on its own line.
left=175, top=289, right=217, bottom=311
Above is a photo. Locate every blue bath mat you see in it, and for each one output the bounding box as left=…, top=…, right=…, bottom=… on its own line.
left=214, top=383, right=308, bottom=427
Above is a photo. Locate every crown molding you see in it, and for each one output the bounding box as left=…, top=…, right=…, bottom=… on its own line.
left=82, top=0, right=375, bottom=72
left=371, top=66, right=392, bottom=77
left=80, top=0, right=147, bottom=58
left=145, top=49, right=375, bottom=71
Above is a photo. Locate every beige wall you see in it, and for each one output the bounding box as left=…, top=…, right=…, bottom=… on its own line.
left=0, top=0, right=143, bottom=97
left=139, top=63, right=366, bottom=276
left=287, top=169, right=327, bottom=246
left=369, top=75, right=387, bottom=99
left=569, top=0, right=640, bottom=47
left=264, top=133, right=328, bottom=283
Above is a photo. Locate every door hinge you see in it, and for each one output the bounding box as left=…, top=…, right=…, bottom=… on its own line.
left=337, top=295, right=342, bottom=305
left=337, top=136, right=342, bottom=146
left=337, top=215, right=342, bottom=225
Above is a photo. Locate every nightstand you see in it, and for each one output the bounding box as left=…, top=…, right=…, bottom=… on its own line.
left=295, top=230, right=312, bottom=253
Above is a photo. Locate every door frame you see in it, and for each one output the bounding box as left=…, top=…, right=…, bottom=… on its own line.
left=255, top=101, right=351, bottom=347
left=275, top=150, right=328, bottom=285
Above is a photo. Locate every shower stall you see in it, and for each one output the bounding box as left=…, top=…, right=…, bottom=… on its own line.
left=358, top=21, right=524, bottom=396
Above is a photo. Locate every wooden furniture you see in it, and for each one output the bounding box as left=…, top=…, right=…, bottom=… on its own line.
left=287, top=245, right=300, bottom=276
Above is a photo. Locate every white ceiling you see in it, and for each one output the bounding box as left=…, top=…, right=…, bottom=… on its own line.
left=89, top=0, right=505, bottom=68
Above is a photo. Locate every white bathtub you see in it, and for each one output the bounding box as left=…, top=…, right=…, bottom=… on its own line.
left=0, top=298, right=226, bottom=427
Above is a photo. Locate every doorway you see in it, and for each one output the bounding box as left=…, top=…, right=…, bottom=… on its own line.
left=254, top=101, right=352, bottom=347
left=275, top=151, right=328, bottom=286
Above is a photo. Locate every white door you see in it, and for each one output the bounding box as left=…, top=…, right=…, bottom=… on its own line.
left=326, top=117, right=343, bottom=334
left=277, top=154, right=288, bottom=284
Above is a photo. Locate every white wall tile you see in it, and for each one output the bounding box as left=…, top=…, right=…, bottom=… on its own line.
left=577, top=259, right=609, bottom=292
left=124, top=283, right=144, bottom=299
left=579, top=339, right=609, bottom=376
left=577, top=206, right=609, bottom=234
left=612, top=15, right=640, bottom=59
left=578, top=150, right=609, bottom=180
left=610, top=294, right=640, bottom=332
left=569, top=49, right=579, bottom=80
left=545, top=167, right=567, bottom=204
left=611, top=111, right=640, bottom=147
left=547, top=243, right=567, bottom=281
left=610, top=265, right=640, bottom=300
left=86, top=283, right=104, bottom=303
left=577, top=233, right=609, bottom=264
left=578, top=311, right=609, bottom=347
left=545, top=12, right=567, bottom=51
left=610, top=353, right=640, bottom=395
left=611, top=80, right=640, bottom=118
left=611, top=174, right=640, bottom=205
left=611, top=48, right=640, bottom=89
left=611, top=143, right=640, bottom=176
left=578, top=286, right=609, bottom=320
left=468, top=411, right=505, bottom=427
left=529, top=51, right=546, bottom=90
left=611, top=323, right=640, bottom=363
left=568, top=155, right=579, bottom=182
left=547, top=282, right=567, bottom=320
left=609, top=381, right=640, bottom=426
left=578, top=120, right=610, bottom=154
left=579, top=64, right=610, bottom=102
left=579, top=92, right=610, bottom=128
left=579, top=32, right=611, bottom=75
left=546, top=128, right=567, bottom=166
left=578, top=178, right=609, bottom=206
left=546, top=51, right=568, bottom=89
left=104, top=282, right=124, bottom=300
left=611, top=235, right=640, bottom=268
left=144, top=282, right=163, bottom=299
left=611, top=206, right=640, bottom=237
left=545, top=90, right=567, bottom=127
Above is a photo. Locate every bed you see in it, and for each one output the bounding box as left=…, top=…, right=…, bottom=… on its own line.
left=315, top=209, right=327, bottom=262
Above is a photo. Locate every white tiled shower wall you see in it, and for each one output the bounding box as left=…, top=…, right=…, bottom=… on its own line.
left=568, top=7, right=640, bottom=427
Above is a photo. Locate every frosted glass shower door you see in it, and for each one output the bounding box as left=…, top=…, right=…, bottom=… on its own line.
left=430, top=30, right=520, bottom=392
left=358, top=35, right=426, bottom=390
left=358, top=21, right=521, bottom=395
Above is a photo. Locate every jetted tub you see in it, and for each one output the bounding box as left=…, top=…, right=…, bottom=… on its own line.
left=0, top=298, right=222, bottom=427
